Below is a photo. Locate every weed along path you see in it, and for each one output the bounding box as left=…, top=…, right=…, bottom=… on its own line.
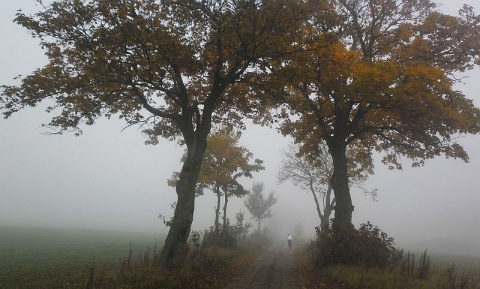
left=223, top=241, right=300, bottom=289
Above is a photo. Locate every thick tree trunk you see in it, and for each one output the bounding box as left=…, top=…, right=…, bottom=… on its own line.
left=330, top=141, right=353, bottom=228
left=158, top=137, right=207, bottom=269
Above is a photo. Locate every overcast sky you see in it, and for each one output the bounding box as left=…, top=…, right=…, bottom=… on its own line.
left=1, top=0, right=479, bottom=256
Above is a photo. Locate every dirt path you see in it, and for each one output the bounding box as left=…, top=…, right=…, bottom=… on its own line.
left=223, top=241, right=300, bottom=289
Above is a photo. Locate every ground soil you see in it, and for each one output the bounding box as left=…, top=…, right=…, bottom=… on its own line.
left=222, top=241, right=300, bottom=289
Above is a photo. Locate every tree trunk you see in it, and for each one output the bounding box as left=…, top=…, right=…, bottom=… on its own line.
left=329, top=140, right=353, bottom=228
left=215, top=187, right=221, bottom=233
left=309, top=181, right=324, bottom=227
left=158, top=136, right=207, bottom=269
left=222, top=192, right=229, bottom=230
left=320, top=185, right=334, bottom=230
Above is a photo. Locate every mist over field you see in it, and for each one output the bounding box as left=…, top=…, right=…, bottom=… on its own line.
left=1, top=0, right=479, bottom=260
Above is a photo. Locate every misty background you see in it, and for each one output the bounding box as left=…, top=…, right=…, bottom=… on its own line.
left=1, top=0, right=479, bottom=256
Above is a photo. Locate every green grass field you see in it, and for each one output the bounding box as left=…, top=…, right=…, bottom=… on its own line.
left=0, top=225, right=165, bottom=289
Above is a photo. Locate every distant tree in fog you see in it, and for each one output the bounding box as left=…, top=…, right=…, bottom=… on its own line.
left=244, top=182, right=277, bottom=233
left=278, top=142, right=377, bottom=229
left=278, top=143, right=334, bottom=229
left=168, top=128, right=264, bottom=233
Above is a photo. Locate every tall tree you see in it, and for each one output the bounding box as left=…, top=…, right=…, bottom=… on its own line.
left=168, top=128, right=264, bottom=233
left=277, top=142, right=376, bottom=229
left=244, top=182, right=277, bottom=233
left=0, top=0, right=307, bottom=268
left=267, top=0, right=480, bottom=228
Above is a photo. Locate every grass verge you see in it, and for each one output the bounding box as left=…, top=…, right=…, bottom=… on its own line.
left=82, top=237, right=262, bottom=289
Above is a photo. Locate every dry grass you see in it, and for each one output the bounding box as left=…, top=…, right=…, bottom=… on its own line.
left=83, top=238, right=262, bottom=289
left=294, top=244, right=480, bottom=289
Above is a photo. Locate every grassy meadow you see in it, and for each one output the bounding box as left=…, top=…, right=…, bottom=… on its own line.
left=0, top=225, right=165, bottom=289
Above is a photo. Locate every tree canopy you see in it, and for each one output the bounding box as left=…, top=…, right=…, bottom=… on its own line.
left=265, top=0, right=480, bottom=227
left=0, top=0, right=308, bottom=268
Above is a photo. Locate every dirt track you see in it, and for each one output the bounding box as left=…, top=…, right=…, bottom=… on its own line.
left=223, top=242, right=300, bottom=289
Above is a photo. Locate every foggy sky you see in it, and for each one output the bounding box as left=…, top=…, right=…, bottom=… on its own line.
left=1, top=0, right=479, bottom=256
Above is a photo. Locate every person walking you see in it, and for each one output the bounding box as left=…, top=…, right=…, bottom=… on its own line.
left=287, top=233, right=293, bottom=249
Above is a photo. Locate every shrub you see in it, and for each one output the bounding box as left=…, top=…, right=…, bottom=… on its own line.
left=311, top=221, right=396, bottom=268
left=203, top=211, right=252, bottom=248
left=203, top=223, right=237, bottom=248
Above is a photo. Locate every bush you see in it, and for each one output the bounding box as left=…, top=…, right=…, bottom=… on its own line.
left=203, top=211, right=252, bottom=248
left=311, top=221, right=396, bottom=268
left=303, top=222, right=480, bottom=289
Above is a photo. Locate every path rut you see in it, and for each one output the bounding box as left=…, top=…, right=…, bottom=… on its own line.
left=223, top=242, right=300, bottom=289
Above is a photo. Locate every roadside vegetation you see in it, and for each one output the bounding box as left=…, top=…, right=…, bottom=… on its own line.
left=79, top=235, right=264, bottom=289
left=296, top=223, right=480, bottom=289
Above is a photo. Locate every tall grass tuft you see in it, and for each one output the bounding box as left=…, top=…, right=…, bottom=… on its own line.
left=418, top=250, right=431, bottom=280
left=439, top=264, right=477, bottom=289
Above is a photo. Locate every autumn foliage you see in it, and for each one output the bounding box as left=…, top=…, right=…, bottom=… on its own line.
left=260, top=0, right=480, bottom=227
